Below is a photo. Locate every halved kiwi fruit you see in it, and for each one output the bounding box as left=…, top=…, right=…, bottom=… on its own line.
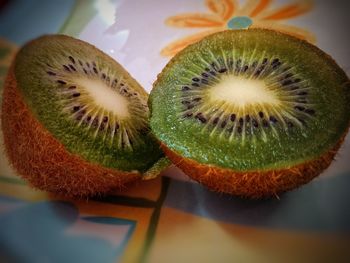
left=150, top=29, right=350, bottom=198
left=1, top=35, right=168, bottom=197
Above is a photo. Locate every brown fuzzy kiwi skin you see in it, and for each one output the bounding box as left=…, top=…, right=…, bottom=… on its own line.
left=161, top=140, right=344, bottom=199
left=1, top=68, right=140, bottom=198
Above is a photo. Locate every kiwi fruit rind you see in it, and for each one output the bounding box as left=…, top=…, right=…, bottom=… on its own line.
left=149, top=29, right=350, bottom=198
left=1, top=34, right=168, bottom=197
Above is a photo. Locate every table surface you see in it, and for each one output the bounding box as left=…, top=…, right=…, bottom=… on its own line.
left=0, top=1, right=350, bottom=263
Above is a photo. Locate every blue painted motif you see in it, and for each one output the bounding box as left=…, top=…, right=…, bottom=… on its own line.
left=227, top=16, right=252, bottom=29
left=0, top=198, right=136, bottom=263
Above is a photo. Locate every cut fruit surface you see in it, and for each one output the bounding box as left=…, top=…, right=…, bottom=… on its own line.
left=13, top=35, right=162, bottom=172
left=150, top=29, right=350, bottom=197
left=1, top=35, right=166, bottom=197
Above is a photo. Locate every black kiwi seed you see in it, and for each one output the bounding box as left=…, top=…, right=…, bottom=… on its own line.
left=192, top=83, right=200, bottom=87
left=271, top=58, right=282, bottom=69
left=183, top=112, right=193, bottom=118
left=193, top=97, right=202, bottom=102
left=78, top=60, right=83, bottom=66
left=195, top=113, right=207, bottom=123
left=69, top=85, right=76, bottom=90
left=243, top=65, right=249, bottom=72
left=73, top=106, right=80, bottom=112
left=245, top=115, right=250, bottom=122
left=102, top=73, right=106, bottom=79
left=230, top=114, right=236, bottom=122
left=269, top=116, right=278, bottom=123
left=305, top=109, right=315, bottom=115
left=103, top=116, right=108, bottom=122
left=295, top=106, right=305, bottom=111
left=202, top=72, right=209, bottom=78
left=262, top=58, right=268, bottom=64
left=239, top=117, right=244, bottom=125
left=182, top=86, right=190, bottom=91
left=72, top=93, right=80, bottom=97
left=93, top=67, right=98, bottom=74
left=187, top=104, right=195, bottom=110
left=86, top=116, right=91, bottom=121
left=69, top=64, right=76, bottom=71
left=282, top=79, right=293, bottom=86
left=218, top=68, right=227, bottom=73
left=92, top=118, right=98, bottom=127
left=182, top=100, right=191, bottom=105
left=211, top=62, right=218, bottom=70
left=210, top=71, right=216, bottom=76
left=237, top=126, right=242, bottom=134
left=252, top=119, right=259, bottom=128
left=63, top=65, right=70, bottom=71
left=68, top=56, right=75, bottom=64
left=213, top=117, right=219, bottom=125
left=57, top=80, right=66, bottom=85
left=298, top=91, right=308, bottom=96
left=86, top=62, right=90, bottom=68
left=271, top=58, right=279, bottom=64
left=99, top=123, right=105, bottom=131
left=192, top=77, right=200, bottom=82
left=83, top=68, right=88, bottom=74
left=221, top=120, right=227, bottom=128
left=47, top=71, right=56, bottom=76
left=259, top=111, right=264, bottom=118
left=254, top=67, right=264, bottom=77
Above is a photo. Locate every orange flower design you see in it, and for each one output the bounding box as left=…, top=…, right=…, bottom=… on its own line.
left=161, top=0, right=315, bottom=57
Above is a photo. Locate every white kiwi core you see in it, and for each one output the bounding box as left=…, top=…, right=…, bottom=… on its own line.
left=209, top=75, right=280, bottom=108
left=76, top=77, right=130, bottom=118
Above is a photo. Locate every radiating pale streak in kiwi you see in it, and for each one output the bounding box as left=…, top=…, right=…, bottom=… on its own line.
left=75, top=77, right=130, bottom=118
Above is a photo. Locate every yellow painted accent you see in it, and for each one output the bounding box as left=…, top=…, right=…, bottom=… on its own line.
left=162, top=0, right=315, bottom=57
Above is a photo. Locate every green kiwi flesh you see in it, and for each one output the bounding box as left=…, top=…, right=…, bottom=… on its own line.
left=14, top=35, right=163, bottom=173
left=150, top=29, right=350, bottom=172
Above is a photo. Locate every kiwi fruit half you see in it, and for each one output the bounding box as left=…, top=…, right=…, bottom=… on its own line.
left=150, top=29, right=350, bottom=198
left=1, top=35, right=168, bottom=197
